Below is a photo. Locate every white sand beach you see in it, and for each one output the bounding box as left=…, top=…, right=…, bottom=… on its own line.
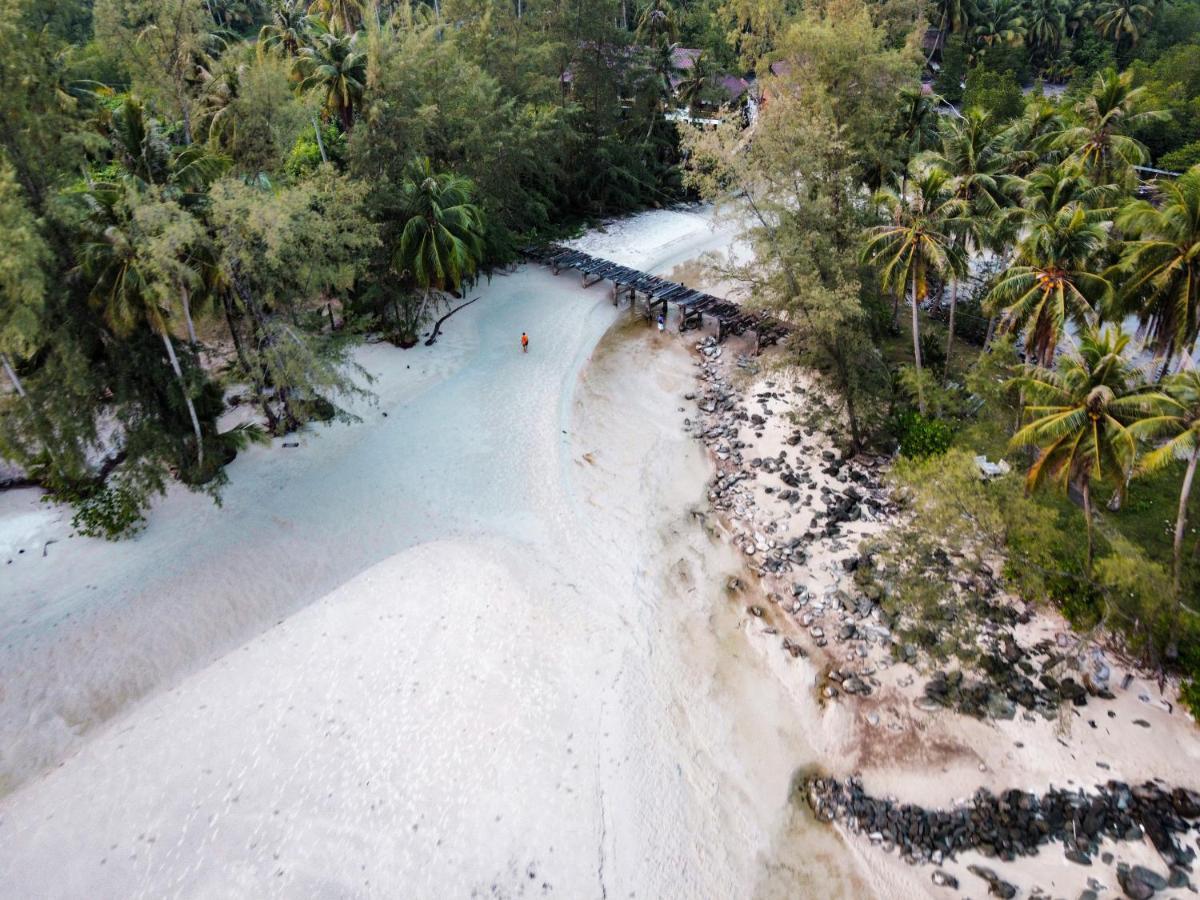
left=4, top=205, right=1197, bottom=900
left=0, top=208, right=867, bottom=898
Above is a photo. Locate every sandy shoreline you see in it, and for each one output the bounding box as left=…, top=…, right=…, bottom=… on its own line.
left=681, top=327, right=1200, bottom=899
left=2, top=205, right=1197, bottom=898
left=0, top=208, right=869, bottom=898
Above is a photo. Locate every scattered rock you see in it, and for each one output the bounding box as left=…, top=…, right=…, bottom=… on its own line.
left=1117, top=868, right=1156, bottom=899
left=931, top=869, right=958, bottom=889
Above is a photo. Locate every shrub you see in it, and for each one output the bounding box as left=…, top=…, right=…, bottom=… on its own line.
left=895, top=409, right=954, bottom=457
left=1179, top=636, right=1200, bottom=720
left=285, top=125, right=346, bottom=177
left=920, top=330, right=947, bottom=376
left=1160, top=141, right=1200, bottom=172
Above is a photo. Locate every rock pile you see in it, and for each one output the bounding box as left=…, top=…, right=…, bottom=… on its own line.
left=806, top=774, right=1200, bottom=880
left=687, top=336, right=889, bottom=579
left=923, top=650, right=1117, bottom=721
left=853, top=544, right=1123, bottom=721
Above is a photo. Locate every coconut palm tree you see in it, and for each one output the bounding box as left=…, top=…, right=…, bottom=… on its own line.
left=926, top=108, right=1008, bottom=373
left=259, top=0, right=309, bottom=56
left=635, top=0, right=678, bottom=46
left=1025, top=0, right=1069, bottom=60
left=294, top=23, right=366, bottom=132
left=1137, top=371, right=1200, bottom=597
left=1058, top=68, right=1168, bottom=187
left=1115, top=165, right=1200, bottom=375
left=863, top=166, right=968, bottom=412
left=308, top=0, right=363, bottom=34
left=676, top=53, right=715, bottom=116
left=1002, top=100, right=1068, bottom=176
left=1012, top=326, right=1169, bottom=572
left=987, top=163, right=1116, bottom=364
left=1067, top=0, right=1098, bottom=37
left=1025, top=161, right=1118, bottom=215
left=391, top=158, right=484, bottom=342
left=1094, top=0, right=1156, bottom=47
left=78, top=181, right=207, bottom=468
left=988, top=206, right=1111, bottom=367
left=969, top=0, right=1026, bottom=58
left=640, top=39, right=685, bottom=141
left=197, top=58, right=245, bottom=150
left=932, top=0, right=970, bottom=39
left=895, top=87, right=942, bottom=194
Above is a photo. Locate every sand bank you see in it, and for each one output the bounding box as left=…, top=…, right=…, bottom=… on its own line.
left=0, top=208, right=869, bottom=897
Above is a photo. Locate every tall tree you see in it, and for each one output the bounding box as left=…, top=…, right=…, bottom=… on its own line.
left=1001, top=99, right=1066, bottom=177
left=930, top=0, right=969, bottom=38
left=863, top=165, right=968, bottom=412
left=1094, top=0, right=1156, bottom=47
left=391, top=157, right=484, bottom=340
left=1012, top=326, right=1169, bottom=572
left=984, top=169, right=1113, bottom=367
left=893, top=86, right=941, bottom=194
left=683, top=74, right=892, bottom=452
left=926, top=107, right=1008, bottom=373
left=259, top=0, right=310, bottom=55
left=1115, top=164, right=1200, bottom=374
left=1137, top=371, right=1200, bottom=599
left=968, top=0, right=1026, bottom=59
left=208, top=173, right=378, bottom=433
left=1058, top=68, right=1168, bottom=188
left=634, top=0, right=678, bottom=45
left=769, top=0, right=922, bottom=188
left=95, top=0, right=216, bottom=144
left=308, top=0, right=364, bottom=34
left=0, top=157, right=49, bottom=423
left=294, top=20, right=366, bottom=131
left=78, top=180, right=208, bottom=467
left=1025, top=0, right=1068, bottom=55
left=676, top=52, right=716, bottom=115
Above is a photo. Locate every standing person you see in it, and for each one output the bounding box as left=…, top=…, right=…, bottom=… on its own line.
left=521, top=332, right=529, bottom=353
left=657, top=314, right=665, bottom=333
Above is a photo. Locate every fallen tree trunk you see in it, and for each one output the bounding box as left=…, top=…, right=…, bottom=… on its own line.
left=425, top=296, right=481, bottom=346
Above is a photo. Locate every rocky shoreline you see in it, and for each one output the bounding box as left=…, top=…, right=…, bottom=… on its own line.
left=681, top=332, right=1200, bottom=898
left=684, top=336, right=894, bottom=669
left=805, top=775, right=1199, bottom=897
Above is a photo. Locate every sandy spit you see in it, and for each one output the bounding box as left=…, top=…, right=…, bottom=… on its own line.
left=0, top=208, right=868, bottom=898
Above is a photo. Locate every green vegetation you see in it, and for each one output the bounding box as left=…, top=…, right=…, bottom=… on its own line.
left=678, top=0, right=1200, bottom=710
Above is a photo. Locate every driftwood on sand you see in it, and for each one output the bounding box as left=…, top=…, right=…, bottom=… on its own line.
left=425, top=296, right=481, bottom=346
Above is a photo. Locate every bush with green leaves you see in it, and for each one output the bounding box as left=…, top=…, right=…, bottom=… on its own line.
left=285, top=124, right=346, bottom=177
left=869, top=450, right=1063, bottom=662
left=894, top=409, right=955, bottom=457
left=1161, top=141, right=1200, bottom=172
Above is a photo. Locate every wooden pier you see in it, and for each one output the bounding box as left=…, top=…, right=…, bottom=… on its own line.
left=524, top=244, right=789, bottom=351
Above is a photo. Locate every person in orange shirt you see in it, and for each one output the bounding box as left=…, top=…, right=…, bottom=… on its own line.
left=521, top=332, right=529, bottom=353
